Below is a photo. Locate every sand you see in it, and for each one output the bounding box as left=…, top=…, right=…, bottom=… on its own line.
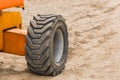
left=0, top=0, right=120, bottom=80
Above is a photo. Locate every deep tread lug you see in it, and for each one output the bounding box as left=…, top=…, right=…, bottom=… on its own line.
left=25, top=14, right=68, bottom=76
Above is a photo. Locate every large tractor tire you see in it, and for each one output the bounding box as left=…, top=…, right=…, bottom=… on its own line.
left=25, top=14, right=68, bottom=76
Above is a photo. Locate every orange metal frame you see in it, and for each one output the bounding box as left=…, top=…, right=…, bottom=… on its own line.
left=3, top=29, right=27, bottom=56
left=0, top=12, right=26, bottom=56
left=0, top=0, right=26, bottom=56
left=0, top=12, right=22, bottom=50
left=0, top=0, right=24, bottom=10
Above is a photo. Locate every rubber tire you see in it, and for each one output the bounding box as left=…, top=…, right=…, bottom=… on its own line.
left=25, top=14, right=68, bottom=76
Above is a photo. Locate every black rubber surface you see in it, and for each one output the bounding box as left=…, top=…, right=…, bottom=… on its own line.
left=25, top=14, right=68, bottom=76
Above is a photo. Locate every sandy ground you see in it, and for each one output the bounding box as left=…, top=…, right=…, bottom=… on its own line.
left=0, top=0, right=120, bottom=80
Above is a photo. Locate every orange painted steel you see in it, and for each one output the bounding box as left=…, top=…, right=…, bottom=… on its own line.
left=0, top=12, right=22, bottom=50
left=0, top=0, right=24, bottom=10
left=3, top=29, right=27, bottom=56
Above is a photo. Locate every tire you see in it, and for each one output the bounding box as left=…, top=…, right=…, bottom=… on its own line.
left=25, top=14, right=68, bottom=76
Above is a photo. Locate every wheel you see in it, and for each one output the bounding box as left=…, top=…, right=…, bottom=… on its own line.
left=25, top=14, right=68, bottom=76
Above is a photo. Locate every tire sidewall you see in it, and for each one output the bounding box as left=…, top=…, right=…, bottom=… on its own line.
left=49, top=19, right=68, bottom=71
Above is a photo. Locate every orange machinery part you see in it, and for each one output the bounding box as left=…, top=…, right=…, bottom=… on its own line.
left=3, top=29, right=27, bottom=56
left=0, top=0, right=24, bottom=10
